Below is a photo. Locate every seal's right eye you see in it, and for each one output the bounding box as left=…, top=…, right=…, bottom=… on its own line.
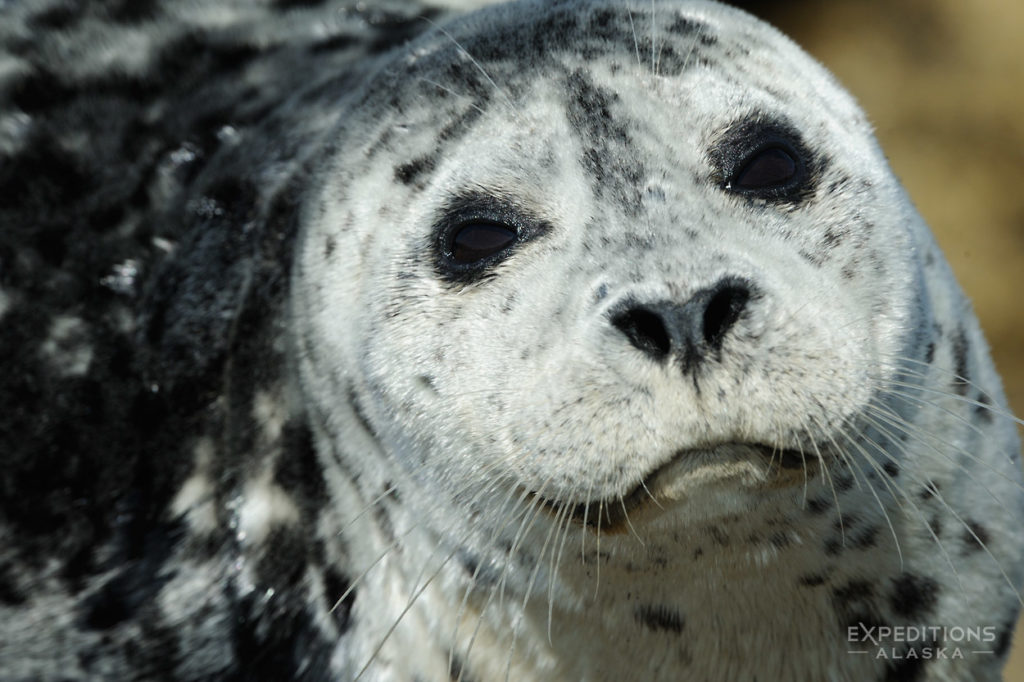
left=449, top=222, right=517, bottom=264
left=433, top=191, right=551, bottom=284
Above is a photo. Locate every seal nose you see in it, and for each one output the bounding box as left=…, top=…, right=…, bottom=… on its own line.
left=610, top=277, right=753, bottom=369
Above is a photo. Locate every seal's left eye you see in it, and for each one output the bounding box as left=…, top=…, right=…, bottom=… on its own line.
left=449, top=222, right=517, bottom=264
left=711, top=118, right=814, bottom=202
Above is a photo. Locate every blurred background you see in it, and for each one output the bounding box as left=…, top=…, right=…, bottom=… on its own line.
left=727, top=0, right=1024, bottom=678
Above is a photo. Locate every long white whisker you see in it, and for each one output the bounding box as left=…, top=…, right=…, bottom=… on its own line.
left=854, top=412, right=1022, bottom=606
left=627, top=8, right=643, bottom=70
left=418, top=78, right=489, bottom=116
left=827, top=418, right=906, bottom=569
left=421, top=17, right=518, bottom=115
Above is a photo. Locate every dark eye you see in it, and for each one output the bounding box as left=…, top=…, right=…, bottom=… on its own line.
left=732, top=146, right=797, bottom=190
left=449, top=222, right=517, bottom=264
left=434, top=191, right=552, bottom=284
left=711, top=118, right=814, bottom=202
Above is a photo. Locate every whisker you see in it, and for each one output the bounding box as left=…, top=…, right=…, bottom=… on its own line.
left=868, top=382, right=1024, bottom=493
left=420, top=17, right=518, bottom=115
left=835, top=424, right=959, bottom=590
left=802, top=414, right=846, bottom=547
left=418, top=77, right=489, bottom=116
left=828, top=419, right=906, bottom=569
left=354, top=542, right=465, bottom=681
left=546, top=499, right=576, bottom=643
left=619, top=494, right=645, bottom=546
left=627, top=8, right=643, bottom=70
left=649, top=0, right=656, bottom=73
left=876, top=354, right=1024, bottom=429
left=448, top=481, right=529, bottom=680
left=853, top=411, right=1022, bottom=606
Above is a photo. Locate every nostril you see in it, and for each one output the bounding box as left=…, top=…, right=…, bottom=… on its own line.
left=611, top=307, right=672, bottom=360
left=702, top=284, right=750, bottom=351
left=609, top=278, right=755, bottom=367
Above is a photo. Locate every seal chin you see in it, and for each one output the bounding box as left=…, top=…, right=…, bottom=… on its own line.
left=536, top=442, right=820, bottom=531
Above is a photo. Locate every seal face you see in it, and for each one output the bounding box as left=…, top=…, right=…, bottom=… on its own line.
left=2, top=1, right=1022, bottom=680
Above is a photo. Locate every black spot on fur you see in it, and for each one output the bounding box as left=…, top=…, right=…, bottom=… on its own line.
left=882, top=461, right=900, bottom=478
left=705, top=525, right=729, bottom=547
left=309, top=33, right=358, bottom=54
left=888, top=573, right=938, bottom=618
left=458, top=550, right=481, bottom=581
left=824, top=538, right=843, bottom=556
left=832, top=580, right=874, bottom=606
left=973, top=393, right=994, bottom=424
left=254, top=527, right=309, bottom=592
left=667, top=16, right=712, bottom=39
left=106, top=0, right=162, bottom=23
left=274, top=419, right=328, bottom=520
left=923, top=342, right=936, bottom=364
left=961, top=519, right=990, bottom=554
left=322, top=566, right=355, bottom=633
left=31, top=2, right=87, bottom=29
left=918, top=480, right=939, bottom=501
left=364, top=6, right=443, bottom=54
left=834, top=474, right=854, bottom=491
left=635, top=605, right=685, bottom=633
left=395, top=155, right=437, bottom=186
left=820, top=227, right=846, bottom=250
left=852, top=525, right=880, bottom=550
left=439, top=105, right=485, bottom=143
left=799, top=249, right=825, bottom=267
left=950, top=326, right=970, bottom=395
left=564, top=69, right=645, bottom=214
left=0, top=561, right=26, bottom=605
left=347, top=385, right=376, bottom=439
left=835, top=514, right=859, bottom=532
left=449, top=654, right=478, bottom=682
left=324, top=235, right=336, bottom=258
left=372, top=491, right=398, bottom=545
left=8, top=68, right=81, bottom=113
left=806, top=497, right=832, bottom=514
left=799, top=574, right=826, bottom=587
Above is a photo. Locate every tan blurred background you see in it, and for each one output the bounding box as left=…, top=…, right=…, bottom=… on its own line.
left=730, top=0, right=1024, bottom=678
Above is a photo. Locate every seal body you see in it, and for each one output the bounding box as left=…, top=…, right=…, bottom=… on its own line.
left=1, top=1, right=1022, bottom=680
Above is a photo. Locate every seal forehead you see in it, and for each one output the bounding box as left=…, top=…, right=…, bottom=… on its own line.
left=352, top=0, right=877, bottom=216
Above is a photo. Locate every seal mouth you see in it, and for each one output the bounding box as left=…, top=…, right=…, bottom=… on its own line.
left=535, top=442, right=820, bottom=531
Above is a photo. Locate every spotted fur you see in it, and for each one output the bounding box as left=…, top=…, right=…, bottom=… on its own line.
left=2, top=1, right=1023, bottom=680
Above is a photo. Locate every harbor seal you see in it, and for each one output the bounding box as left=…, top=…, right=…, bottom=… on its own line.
left=1, top=0, right=1022, bottom=680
